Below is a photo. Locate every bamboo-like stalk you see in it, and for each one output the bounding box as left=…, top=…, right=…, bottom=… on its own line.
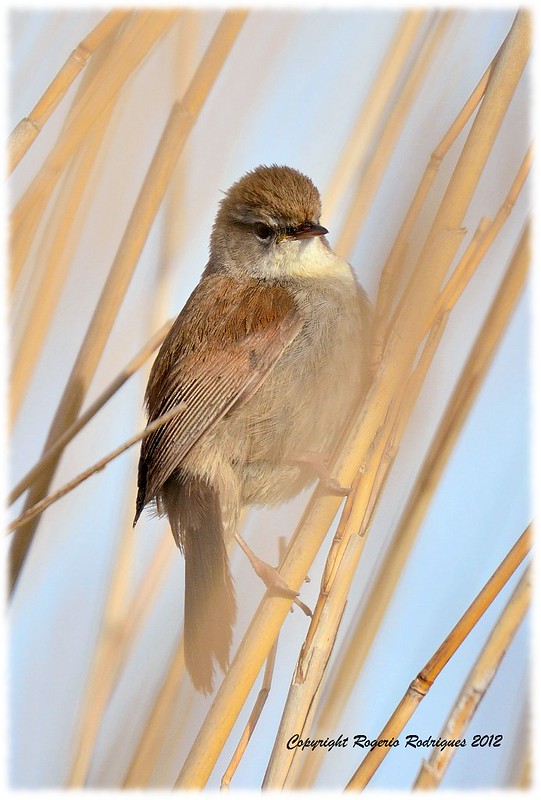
left=413, top=565, right=531, bottom=789
left=148, top=11, right=201, bottom=335
left=335, top=11, right=454, bottom=260
left=371, top=46, right=500, bottom=367
left=10, top=11, right=179, bottom=295
left=10, top=40, right=122, bottom=423
left=67, top=480, right=139, bottom=785
left=122, top=498, right=245, bottom=788
left=8, top=10, right=129, bottom=173
left=426, top=144, right=532, bottom=331
left=68, top=19, right=201, bottom=786
left=345, top=526, right=532, bottom=790
left=503, top=691, right=530, bottom=788
left=221, top=536, right=287, bottom=789
left=518, top=743, right=531, bottom=788
left=222, top=635, right=279, bottom=790
left=173, top=12, right=530, bottom=788
left=9, top=17, right=121, bottom=345
left=262, top=311, right=450, bottom=789
left=8, top=9, right=248, bottom=595
left=9, top=319, right=172, bottom=505
left=67, top=527, right=174, bottom=786
left=384, top=139, right=530, bottom=371
left=8, top=401, right=190, bottom=534
left=264, top=27, right=532, bottom=792
left=355, top=310, right=450, bottom=536
left=392, top=11, right=529, bottom=338
left=324, top=10, right=427, bottom=220
left=295, top=219, right=530, bottom=787
left=122, top=630, right=185, bottom=787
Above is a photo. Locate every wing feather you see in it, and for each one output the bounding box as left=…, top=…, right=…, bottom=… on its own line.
left=134, top=275, right=301, bottom=522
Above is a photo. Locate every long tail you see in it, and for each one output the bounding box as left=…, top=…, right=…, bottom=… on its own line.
left=162, top=474, right=236, bottom=694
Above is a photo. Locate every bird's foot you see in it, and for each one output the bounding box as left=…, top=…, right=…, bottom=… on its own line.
left=235, top=533, right=312, bottom=617
left=293, top=451, right=350, bottom=496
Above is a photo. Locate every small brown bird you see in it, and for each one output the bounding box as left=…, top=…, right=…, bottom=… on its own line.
left=134, top=165, right=372, bottom=693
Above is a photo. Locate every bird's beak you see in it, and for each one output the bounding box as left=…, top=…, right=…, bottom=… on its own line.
left=281, top=222, right=329, bottom=241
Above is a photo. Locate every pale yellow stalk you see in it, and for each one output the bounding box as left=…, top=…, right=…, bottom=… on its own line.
left=371, top=44, right=500, bottom=366
left=335, top=11, right=454, bottom=260
left=413, top=565, right=531, bottom=789
left=10, top=40, right=121, bottom=423
left=8, top=10, right=248, bottom=594
left=10, top=11, right=179, bottom=294
left=324, top=10, right=427, bottom=220
left=221, top=537, right=287, bottom=789
left=295, top=219, right=529, bottom=787
left=8, top=11, right=129, bottom=172
left=173, top=12, right=530, bottom=788
left=9, top=319, right=172, bottom=505
left=427, top=144, right=532, bottom=330
left=345, top=527, right=532, bottom=790
left=68, top=528, right=174, bottom=786
left=8, top=401, right=190, bottom=534
left=262, top=311, right=449, bottom=789
left=122, top=630, right=185, bottom=787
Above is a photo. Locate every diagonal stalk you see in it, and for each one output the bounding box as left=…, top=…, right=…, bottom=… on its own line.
left=8, top=10, right=248, bottom=595
left=345, top=527, right=532, bottom=789
left=173, top=11, right=530, bottom=788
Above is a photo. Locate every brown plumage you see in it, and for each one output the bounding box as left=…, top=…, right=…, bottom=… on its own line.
left=135, top=164, right=372, bottom=693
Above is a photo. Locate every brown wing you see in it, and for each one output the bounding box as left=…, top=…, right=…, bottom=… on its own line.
left=134, top=274, right=301, bottom=522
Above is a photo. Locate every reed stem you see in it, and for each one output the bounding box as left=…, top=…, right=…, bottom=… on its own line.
left=8, top=10, right=248, bottom=594
left=345, top=526, right=532, bottom=790
left=173, top=12, right=530, bottom=788
left=413, top=565, right=531, bottom=789
left=8, top=11, right=129, bottom=172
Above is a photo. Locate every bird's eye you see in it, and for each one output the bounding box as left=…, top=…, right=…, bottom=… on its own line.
left=254, top=222, right=273, bottom=242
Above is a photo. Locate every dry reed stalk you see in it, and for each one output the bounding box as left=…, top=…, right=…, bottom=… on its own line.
left=345, top=525, right=532, bottom=790
left=386, top=140, right=530, bottom=356
left=10, top=127, right=109, bottom=417
left=335, top=11, right=454, bottom=260
left=10, top=40, right=122, bottom=423
left=67, top=528, right=173, bottom=786
left=122, top=498, right=245, bottom=787
left=173, top=12, right=530, bottom=788
left=426, top=144, right=532, bottom=331
left=122, top=630, right=185, bottom=787
left=8, top=401, right=190, bottom=534
left=518, top=745, right=531, bottom=788
left=70, top=19, right=202, bottom=786
left=265, top=24, right=531, bottom=792
left=9, top=11, right=179, bottom=295
left=262, top=310, right=449, bottom=789
left=371, top=47, right=500, bottom=367
left=221, top=537, right=287, bottom=789
left=9, top=319, right=172, bottom=505
left=67, top=482, right=139, bottom=784
left=504, top=686, right=530, bottom=787
left=8, top=9, right=248, bottom=594
left=149, top=12, right=201, bottom=335
left=295, top=219, right=530, bottom=787
left=413, top=565, right=531, bottom=789
left=8, top=11, right=129, bottom=173
left=390, top=12, right=529, bottom=337
left=324, top=10, right=427, bottom=220
left=355, top=310, right=450, bottom=535
left=10, top=17, right=120, bottom=349
left=221, top=636, right=279, bottom=789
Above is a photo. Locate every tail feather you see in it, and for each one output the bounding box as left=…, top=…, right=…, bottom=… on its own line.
left=162, top=474, right=236, bottom=694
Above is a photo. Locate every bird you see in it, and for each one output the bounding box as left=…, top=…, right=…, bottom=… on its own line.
left=134, top=164, right=373, bottom=693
